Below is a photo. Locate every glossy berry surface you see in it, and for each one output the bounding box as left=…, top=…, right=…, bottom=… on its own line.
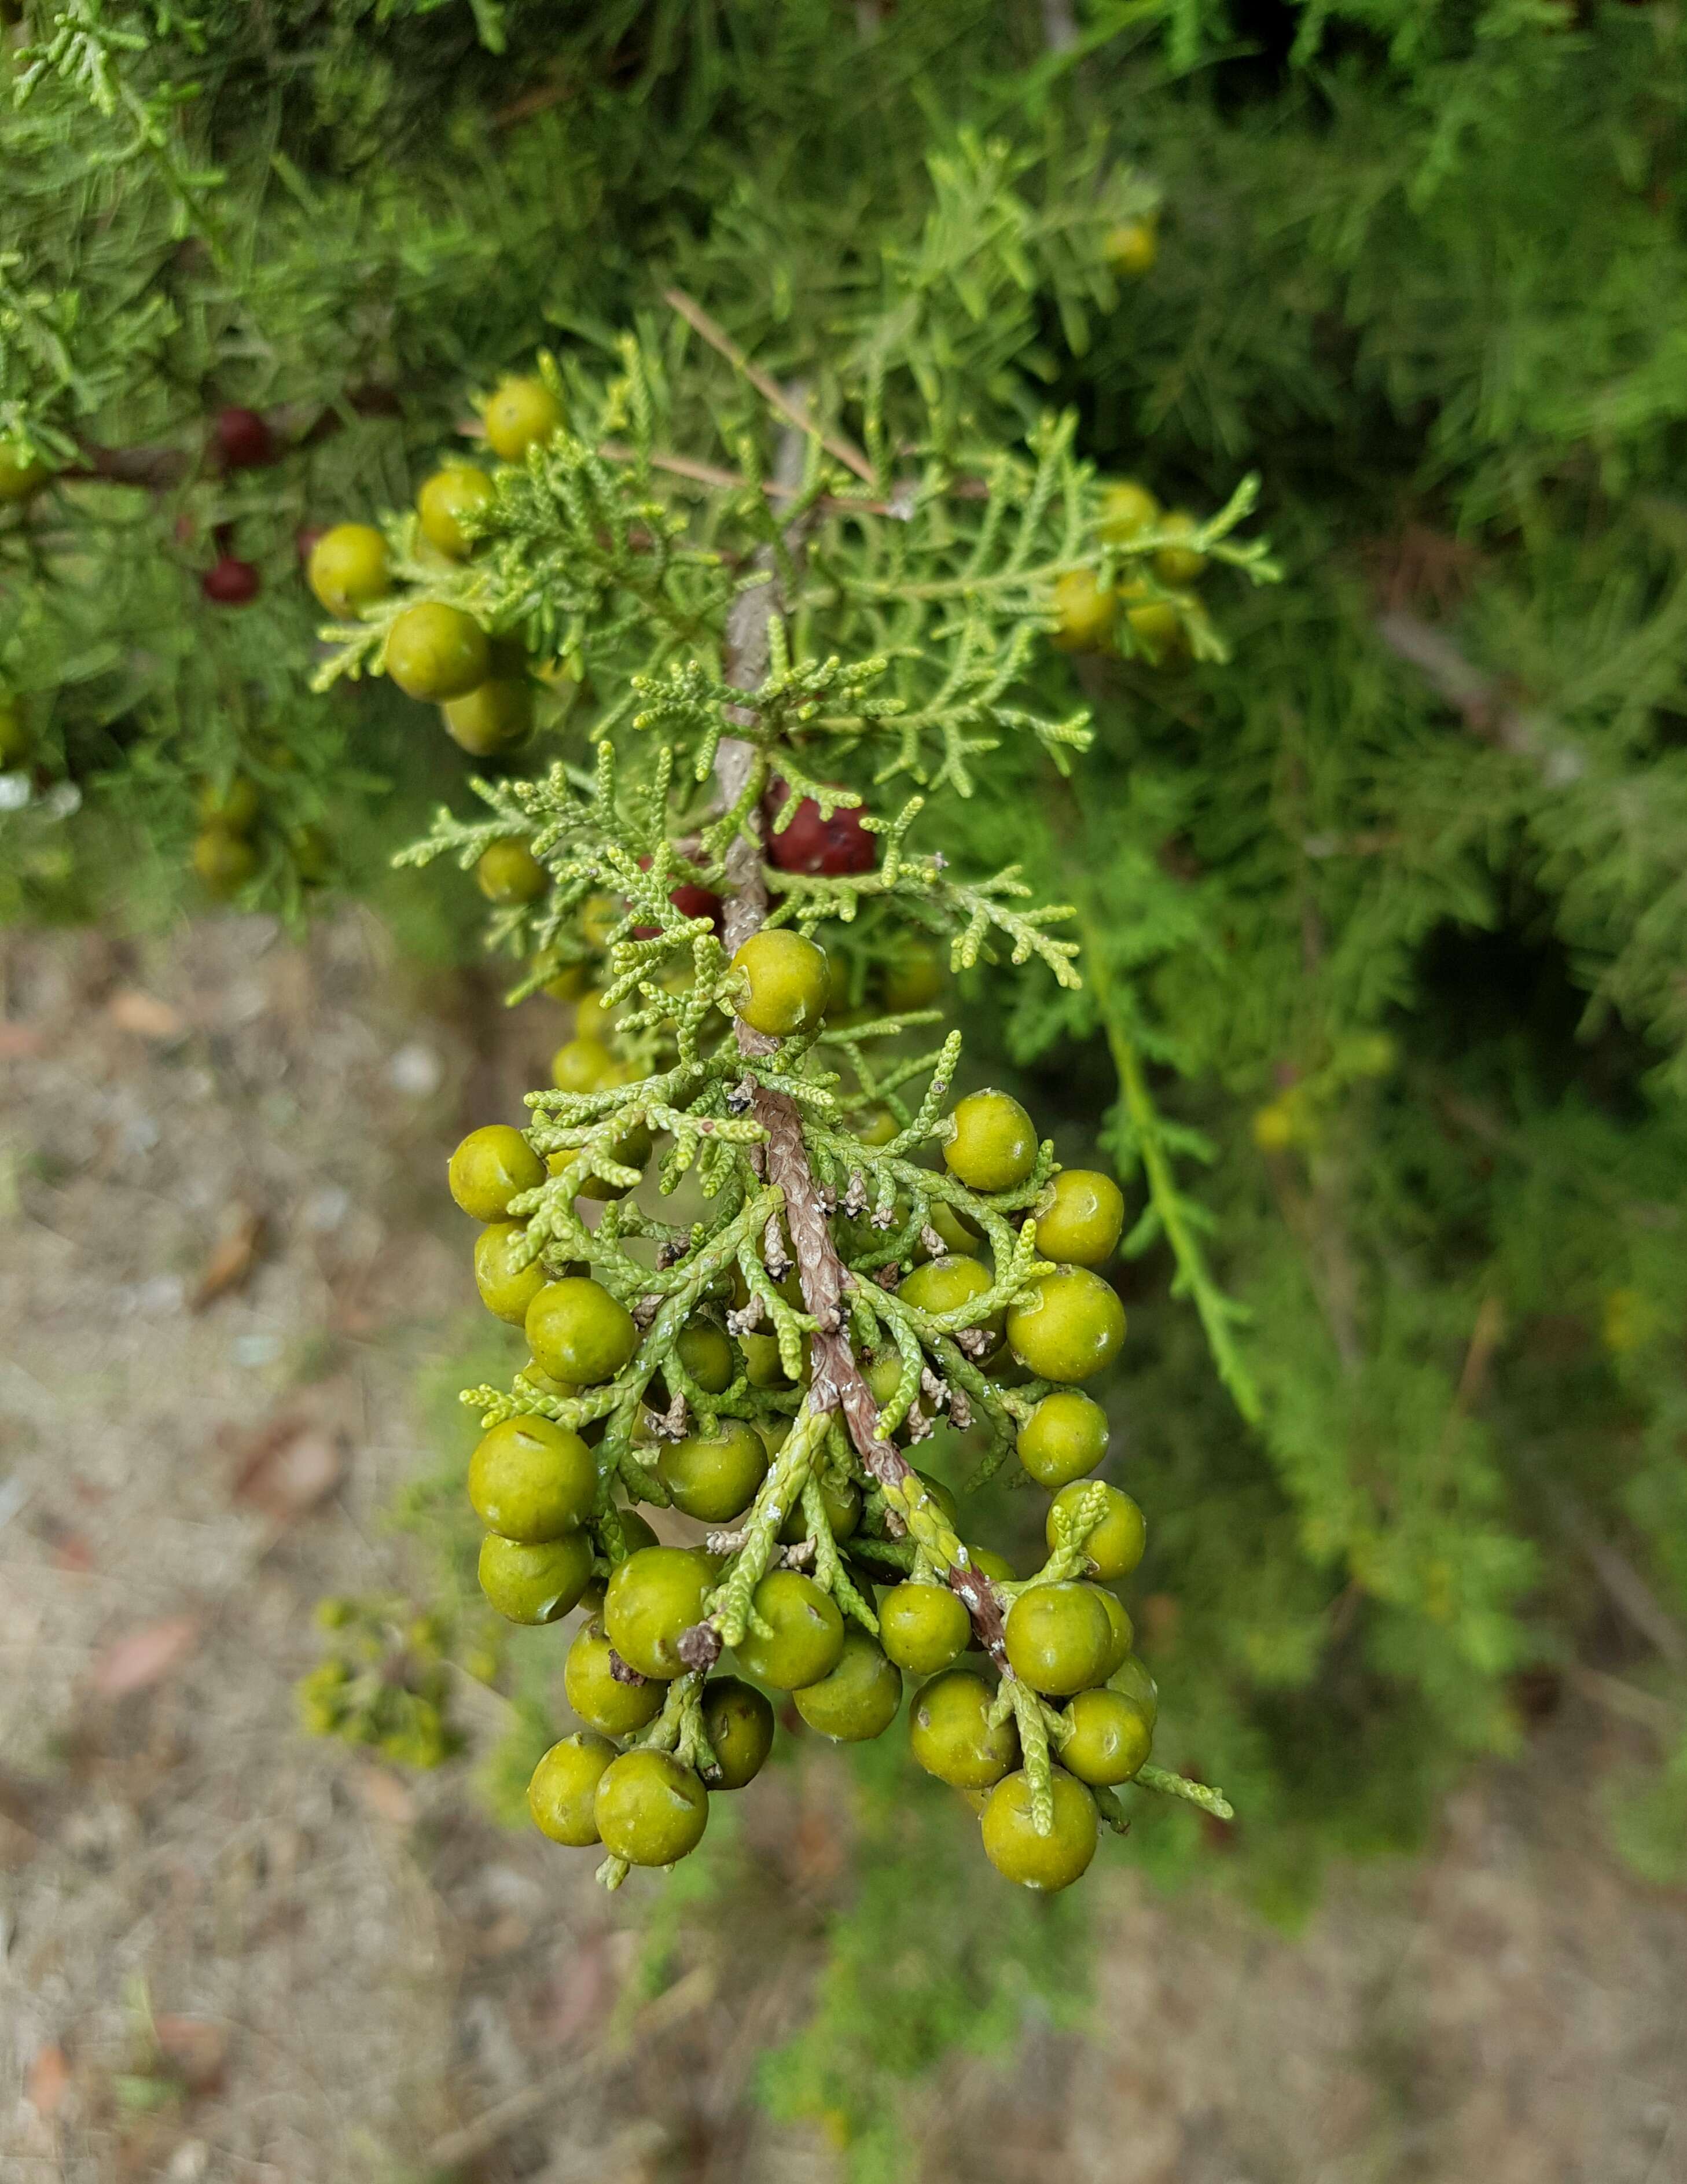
left=1051, top=568, right=1113, bottom=652
left=740, top=1331, right=802, bottom=1389
left=603, top=1546, right=714, bottom=1679
left=1058, top=1686, right=1153, bottom=1786
left=1154, top=510, right=1208, bottom=587
left=484, top=374, right=565, bottom=461
left=777, top=1470, right=861, bottom=1546
left=479, top=1528, right=594, bottom=1624
left=417, top=464, right=495, bottom=558
left=925, top=1201, right=982, bottom=1256
left=475, top=838, right=546, bottom=905
left=385, top=601, right=489, bottom=701
left=1111, top=1652, right=1159, bottom=1726
left=527, top=1731, right=615, bottom=1846
left=1016, top=1389, right=1111, bottom=1488
left=1034, top=1169, right=1125, bottom=1268
left=730, top=929, right=830, bottom=1037
left=448, top=1123, right=544, bottom=1222
left=203, top=556, right=260, bottom=605
left=899, top=1252, right=996, bottom=1328
left=468, top=1414, right=596, bottom=1542
left=909, top=1669, right=1019, bottom=1788
left=193, top=826, right=258, bottom=895
left=472, top=1220, right=548, bottom=1324
left=700, top=1676, right=775, bottom=1789
left=549, top=1035, right=616, bottom=1093
left=657, top=1420, right=769, bottom=1524
left=943, top=1089, right=1038, bottom=1193
left=1003, top=1580, right=1113, bottom=1696
left=1006, top=1266, right=1126, bottom=1383
left=980, top=1766, right=1098, bottom=1890
left=1092, top=1585, right=1134, bottom=1678
left=307, top=524, right=391, bottom=618
left=1048, top=1481, right=1146, bottom=1581
left=443, top=676, right=532, bottom=754
left=879, top=1582, right=971, bottom=1675
left=735, top=1569, right=844, bottom=1690
left=525, top=1276, right=639, bottom=1386
left=564, top=1617, right=664, bottom=1736
left=766, top=782, right=875, bottom=875
left=671, top=1319, right=735, bottom=1396
left=215, top=405, right=276, bottom=469
left=794, top=1630, right=902, bottom=1742
left=1098, top=479, right=1159, bottom=542
left=594, top=1749, right=709, bottom=1866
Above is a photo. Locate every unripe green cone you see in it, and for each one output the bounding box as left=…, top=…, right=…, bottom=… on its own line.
left=594, top=1749, right=709, bottom=1866
left=980, top=1767, right=1097, bottom=1890
left=528, top=1731, right=615, bottom=1845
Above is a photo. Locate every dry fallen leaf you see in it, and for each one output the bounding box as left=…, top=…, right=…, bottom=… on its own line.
left=152, top=2018, right=227, bottom=2097
left=92, top=1615, right=201, bottom=1700
left=229, top=1418, right=344, bottom=1520
left=350, top=1764, right=417, bottom=1828
left=25, top=2043, right=72, bottom=2119
left=108, top=990, right=187, bottom=1040
left=190, top=1206, right=265, bottom=1311
left=0, top=1021, right=45, bottom=1060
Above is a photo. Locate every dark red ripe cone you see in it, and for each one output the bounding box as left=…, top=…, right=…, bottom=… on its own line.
left=203, top=556, right=261, bottom=605
left=669, top=881, right=722, bottom=922
left=767, top=781, right=874, bottom=876
left=631, top=855, right=722, bottom=937
left=215, top=406, right=277, bottom=470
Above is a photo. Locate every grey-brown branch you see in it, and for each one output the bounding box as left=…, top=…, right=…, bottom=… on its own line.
left=703, top=428, right=1009, bottom=1664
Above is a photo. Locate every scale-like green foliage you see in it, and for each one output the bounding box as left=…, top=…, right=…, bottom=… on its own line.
left=11, top=1, right=1687, bottom=2174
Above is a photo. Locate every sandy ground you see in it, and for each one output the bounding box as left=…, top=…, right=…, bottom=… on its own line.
left=1, top=914, right=1683, bottom=2184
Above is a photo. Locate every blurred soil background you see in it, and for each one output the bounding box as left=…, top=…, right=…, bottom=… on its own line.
left=1, top=915, right=1682, bottom=2184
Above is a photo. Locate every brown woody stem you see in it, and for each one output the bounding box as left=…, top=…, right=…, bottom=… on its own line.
left=710, top=429, right=1009, bottom=1667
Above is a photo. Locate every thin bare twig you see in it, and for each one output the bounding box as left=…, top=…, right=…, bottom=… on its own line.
left=598, top=439, right=900, bottom=518
left=708, top=417, right=1008, bottom=1664
left=662, top=287, right=877, bottom=485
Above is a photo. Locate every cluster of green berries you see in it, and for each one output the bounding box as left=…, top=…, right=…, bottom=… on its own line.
left=189, top=768, right=331, bottom=899
left=447, top=932, right=1156, bottom=1888
left=1053, top=477, right=1213, bottom=664
left=304, top=374, right=578, bottom=758
left=297, top=1596, right=465, bottom=1771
